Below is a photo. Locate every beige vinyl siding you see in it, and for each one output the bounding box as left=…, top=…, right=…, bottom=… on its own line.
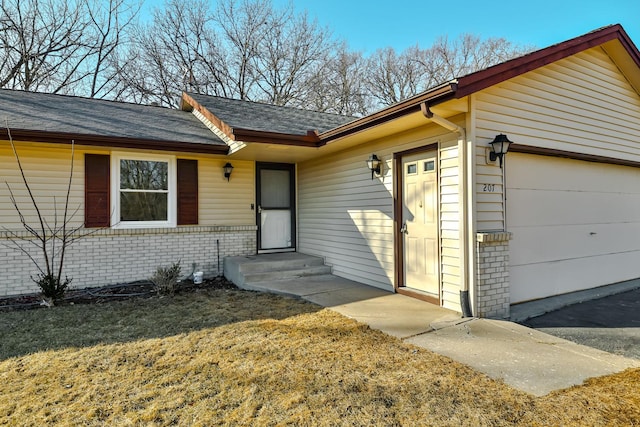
left=0, top=141, right=255, bottom=231
left=0, top=142, right=86, bottom=231
left=471, top=45, right=640, bottom=302
left=198, top=158, right=254, bottom=226
left=298, top=124, right=463, bottom=301
left=474, top=46, right=640, bottom=231
left=298, top=145, right=395, bottom=289
left=474, top=162, right=504, bottom=231
left=439, top=141, right=462, bottom=310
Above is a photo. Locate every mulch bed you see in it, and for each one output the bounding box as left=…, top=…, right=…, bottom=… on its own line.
left=0, top=276, right=238, bottom=311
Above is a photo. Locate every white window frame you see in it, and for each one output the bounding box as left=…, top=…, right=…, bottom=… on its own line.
left=110, top=152, right=177, bottom=229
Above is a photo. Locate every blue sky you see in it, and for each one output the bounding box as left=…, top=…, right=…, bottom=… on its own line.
left=143, top=0, right=640, bottom=54
left=272, top=0, right=640, bottom=53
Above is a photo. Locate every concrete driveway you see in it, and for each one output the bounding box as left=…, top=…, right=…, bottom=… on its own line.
left=520, top=288, right=640, bottom=360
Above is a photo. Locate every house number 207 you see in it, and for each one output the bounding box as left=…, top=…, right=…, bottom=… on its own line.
left=483, top=184, right=496, bottom=192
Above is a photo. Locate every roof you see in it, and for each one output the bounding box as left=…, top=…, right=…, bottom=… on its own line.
left=320, top=24, right=640, bottom=143
left=0, top=90, right=227, bottom=154
left=182, top=92, right=354, bottom=146
left=3, top=25, right=637, bottom=155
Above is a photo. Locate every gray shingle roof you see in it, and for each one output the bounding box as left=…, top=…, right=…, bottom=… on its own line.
left=0, top=89, right=225, bottom=146
left=186, top=93, right=354, bottom=135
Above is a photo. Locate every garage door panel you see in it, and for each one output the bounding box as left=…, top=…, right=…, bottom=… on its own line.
left=510, top=222, right=640, bottom=265
left=508, top=153, right=640, bottom=193
left=507, top=153, right=640, bottom=302
left=508, top=189, right=640, bottom=227
left=510, top=250, right=640, bottom=303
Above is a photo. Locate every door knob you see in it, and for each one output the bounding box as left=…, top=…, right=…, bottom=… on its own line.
left=400, top=222, right=408, bottom=234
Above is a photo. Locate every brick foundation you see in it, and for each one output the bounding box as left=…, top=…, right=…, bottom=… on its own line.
left=476, top=231, right=512, bottom=319
left=0, top=225, right=257, bottom=297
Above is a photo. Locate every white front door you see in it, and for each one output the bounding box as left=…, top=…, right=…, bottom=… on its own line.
left=257, top=163, right=295, bottom=252
left=402, top=151, right=439, bottom=295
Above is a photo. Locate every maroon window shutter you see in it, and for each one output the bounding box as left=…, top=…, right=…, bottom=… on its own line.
left=84, top=154, right=110, bottom=228
left=177, top=159, right=198, bottom=225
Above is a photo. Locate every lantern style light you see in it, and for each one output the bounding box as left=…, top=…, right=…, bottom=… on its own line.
left=223, top=162, right=234, bottom=181
left=366, top=154, right=382, bottom=179
left=489, top=134, right=513, bottom=168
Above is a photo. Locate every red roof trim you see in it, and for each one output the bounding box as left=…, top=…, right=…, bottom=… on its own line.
left=455, top=24, right=640, bottom=98
left=3, top=128, right=229, bottom=155
left=181, top=92, right=236, bottom=141
left=318, top=82, right=457, bottom=144
left=233, top=128, right=320, bottom=146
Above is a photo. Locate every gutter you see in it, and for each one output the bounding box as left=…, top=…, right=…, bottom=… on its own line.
left=233, top=128, right=320, bottom=146
left=319, top=81, right=458, bottom=144
left=421, top=103, right=473, bottom=318
left=2, top=128, right=230, bottom=155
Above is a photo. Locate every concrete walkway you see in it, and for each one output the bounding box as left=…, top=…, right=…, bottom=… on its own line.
left=241, top=274, right=640, bottom=396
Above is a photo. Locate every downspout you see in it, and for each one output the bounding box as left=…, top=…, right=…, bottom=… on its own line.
left=421, top=103, right=473, bottom=317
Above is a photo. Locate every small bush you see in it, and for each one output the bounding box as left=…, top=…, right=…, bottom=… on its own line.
left=34, top=273, right=71, bottom=305
left=150, top=262, right=182, bottom=295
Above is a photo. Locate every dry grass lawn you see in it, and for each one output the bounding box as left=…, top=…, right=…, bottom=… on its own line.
left=1, top=287, right=639, bottom=426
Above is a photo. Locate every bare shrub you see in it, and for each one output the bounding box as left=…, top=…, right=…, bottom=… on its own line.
left=2, top=126, right=86, bottom=305
left=150, top=262, right=182, bottom=295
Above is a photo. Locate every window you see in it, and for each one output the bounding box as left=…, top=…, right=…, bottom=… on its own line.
left=85, top=154, right=198, bottom=229
left=119, top=160, right=168, bottom=221
left=112, top=154, right=177, bottom=228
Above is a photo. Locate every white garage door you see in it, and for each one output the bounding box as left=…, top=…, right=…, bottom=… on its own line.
left=506, top=153, right=640, bottom=303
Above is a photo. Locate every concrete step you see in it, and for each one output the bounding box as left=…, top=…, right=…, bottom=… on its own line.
left=243, top=265, right=332, bottom=284
left=224, top=253, right=331, bottom=287
left=237, top=255, right=325, bottom=274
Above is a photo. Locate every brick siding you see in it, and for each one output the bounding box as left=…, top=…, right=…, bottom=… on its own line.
left=475, top=232, right=512, bottom=319
left=0, top=226, right=257, bottom=297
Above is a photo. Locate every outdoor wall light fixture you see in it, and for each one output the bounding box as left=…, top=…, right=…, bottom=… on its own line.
left=223, top=162, right=234, bottom=181
left=366, top=154, right=382, bottom=179
left=489, top=134, right=513, bottom=168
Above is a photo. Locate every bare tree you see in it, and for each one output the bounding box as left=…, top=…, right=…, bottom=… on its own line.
left=84, top=0, right=141, bottom=98
left=305, top=45, right=371, bottom=116
left=365, top=46, right=426, bottom=107
left=213, top=0, right=270, bottom=100
left=0, top=0, right=534, bottom=114
left=426, top=33, right=532, bottom=80
left=114, top=0, right=224, bottom=107
left=251, top=7, right=336, bottom=106
left=2, top=127, right=82, bottom=304
left=0, top=0, right=139, bottom=97
left=365, top=34, right=534, bottom=109
left=0, top=0, right=88, bottom=92
left=118, top=0, right=340, bottom=108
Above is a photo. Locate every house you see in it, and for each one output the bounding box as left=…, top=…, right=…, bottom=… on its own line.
left=2, top=24, right=640, bottom=319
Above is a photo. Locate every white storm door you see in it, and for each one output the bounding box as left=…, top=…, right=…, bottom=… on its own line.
left=257, top=163, right=295, bottom=251
left=402, top=152, right=439, bottom=295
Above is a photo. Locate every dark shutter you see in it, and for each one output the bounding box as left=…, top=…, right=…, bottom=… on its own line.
left=84, top=154, right=110, bottom=228
left=177, top=159, right=198, bottom=225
